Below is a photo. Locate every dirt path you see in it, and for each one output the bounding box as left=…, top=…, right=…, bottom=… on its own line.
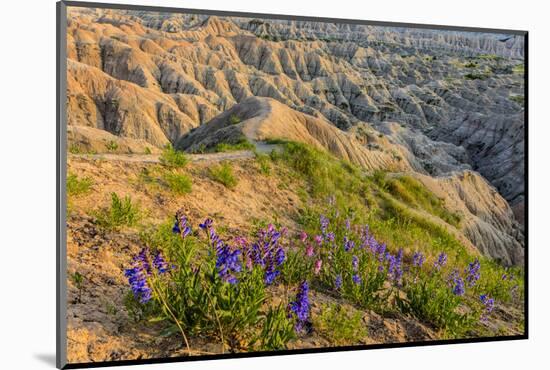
left=70, top=150, right=255, bottom=164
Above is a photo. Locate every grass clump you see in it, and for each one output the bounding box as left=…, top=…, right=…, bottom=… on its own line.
left=160, top=144, right=189, bottom=168
left=208, top=162, right=238, bottom=189
left=228, top=114, right=242, bottom=125
left=95, top=192, right=140, bottom=230
left=106, top=140, right=119, bottom=152
left=70, top=271, right=84, bottom=302
left=314, top=303, right=367, bottom=345
left=67, top=174, right=93, bottom=196
left=68, top=144, right=82, bottom=154
left=162, top=171, right=192, bottom=195
left=255, top=153, right=272, bottom=175
left=214, top=137, right=255, bottom=152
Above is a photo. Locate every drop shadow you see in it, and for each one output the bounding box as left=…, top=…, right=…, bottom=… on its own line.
left=34, top=353, right=56, bottom=367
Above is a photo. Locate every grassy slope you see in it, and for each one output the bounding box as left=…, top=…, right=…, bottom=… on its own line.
left=66, top=142, right=524, bottom=360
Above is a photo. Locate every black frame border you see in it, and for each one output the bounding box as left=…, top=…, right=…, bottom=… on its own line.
left=56, top=1, right=529, bottom=369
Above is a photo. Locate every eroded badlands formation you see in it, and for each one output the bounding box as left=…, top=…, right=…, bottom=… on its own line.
left=66, top=8, right=525, bottom=264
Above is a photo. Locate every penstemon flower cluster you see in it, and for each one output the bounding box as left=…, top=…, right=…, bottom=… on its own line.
left=479, top=294, right=495, bottom=321
left=199, top=218, right=242, bottom=284
left=124, top=208, right=510, bottom=340
left=249, top=224, right=286, bottom=284
left=465, top=259, right=481, bottom=287
left=124, top=248, right=169, bottom=303
left=288, top=281, right=310, bottom=332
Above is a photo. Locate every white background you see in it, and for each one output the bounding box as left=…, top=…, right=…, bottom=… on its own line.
left=0, top=0, right=547, bottom=368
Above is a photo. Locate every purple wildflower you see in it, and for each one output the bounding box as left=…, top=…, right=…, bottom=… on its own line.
left=134, top=248, right=152, bottom=275
left=386, top=250, right=403, bottom=283
left=199, top=218, right=213, bottom=229
left=215, top=244, right=242, bottom=284
left=480, top=294, right=495, bottom=321
left=125, top=248, right=169, bottom=304
left=345, top=218, right=351, bottom=231
left=124, top=266, right=152, bottom=303
left=299, top=231, right=308, bottom=243
left=434, top=252, right=448, bottom=270
left=200, top=218, right=242, bottom=284
left=172, top=211, right=192, bottom=238
left=465, top=259, right=481, bottom=287
left=153, top=251, right=169, bottom=274
left=320, top=215, right=330, bottom=235
left=352, top=274, right=362, bottom=285
left=335, top=274, right=342, bottom=290
left=413, top=251, right=425, bottom=267
left=352, top=255, right=359, bottom=271
left=250, top=224, right=286, bottom=285
left=344, top=236, right=355, bottom=252
left=235, top=237, right=253, bottom=270
left=449, top=270, right=465, bottom=296
left=289, top=281, right=310, bottom=332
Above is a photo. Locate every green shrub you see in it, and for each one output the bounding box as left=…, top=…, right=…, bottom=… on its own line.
left=95, top=193, right=140, bottom=229
left=162, top=172, right=192, bottom=194
left=228, top=114, right=241, bottom=125
left=255, top=153, right=271, bottom=175
left=160, top=144, right=189, bottom=168
left=67, top=174, right=93, bottom=196
left=106, top=140, right=119, bottom=152
left=131, top=219, right=295, bottom=352
left=250, top=304, right=295, bottom=350
left=314, top=303, right=367, bottom=345
left=144, top=147, right=152, bottom=155
left=396, top=271, right=478, bottom=338
left=70, top=271, right=84, bottom=302
left=68, top=144, right=82, bottom=154
left=214, top=137, right=255, bottom=152
left=209, top=162, right=238, bottom=189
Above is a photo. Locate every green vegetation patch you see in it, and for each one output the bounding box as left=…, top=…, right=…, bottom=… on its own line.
left=314, top=303, right=367, bottom=345
left=213, top=137, right=255, bottom=152
left=208, top=162, right=238, bottom=189
left=160, top=144, right=189, bottom=168
left=94, top=192, right=140, bottom=230
left=228, top=114, right=242, bottom=125
left=162, top=172, right=192, bottom=195
left=383, top=175, right=462, bottom=227
left=67, top=173, right=93, bottom=196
